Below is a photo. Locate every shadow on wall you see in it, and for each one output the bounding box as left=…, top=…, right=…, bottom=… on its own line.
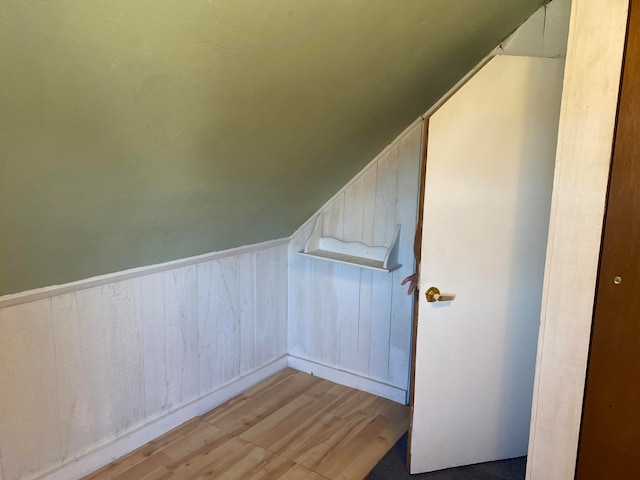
left=497, top=58, right=564, bottom=454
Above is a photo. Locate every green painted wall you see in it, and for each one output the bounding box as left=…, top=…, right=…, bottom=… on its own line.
left=0, top=1, right=545, bottom=296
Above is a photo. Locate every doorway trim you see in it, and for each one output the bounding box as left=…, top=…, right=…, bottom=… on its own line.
left=525, top=1, right=628, bottom=478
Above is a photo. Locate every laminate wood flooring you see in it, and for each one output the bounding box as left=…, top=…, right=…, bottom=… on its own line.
left=83, top=368, right=409, bottom=480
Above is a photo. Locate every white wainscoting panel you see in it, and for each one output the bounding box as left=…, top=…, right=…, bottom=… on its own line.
left=288, top=121, right=422, bottom=393
left=0, top=300, right=62, bottom=480
left=255, top=246, right=288, bottom=366
left=0, top=241, right=288, bottom=480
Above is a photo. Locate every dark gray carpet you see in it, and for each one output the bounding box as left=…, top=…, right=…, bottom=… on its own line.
left=367, top=434, right=526, bottom=480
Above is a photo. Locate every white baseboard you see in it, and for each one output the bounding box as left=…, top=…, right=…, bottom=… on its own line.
left=38, top=356, right=288, bottom=480
left=36, top=355, right=406, bottom=480
left=287, top=355, right=407, bottom=405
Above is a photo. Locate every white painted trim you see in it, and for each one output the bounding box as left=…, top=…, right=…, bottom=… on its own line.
left=525, top=0, right=628, bottom=478
left=287, top=355, right=407, bottom=405
left=34, top=356, right=288, bottom=480
left=0, top=237, right=289, bottom=309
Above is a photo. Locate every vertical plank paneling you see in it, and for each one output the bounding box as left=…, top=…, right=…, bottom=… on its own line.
left=356, top=271, right=373, bottom=375
left=369, top=144, right=399, bottom=381
left=389, top=124, right=422, bottom=387
left=53, top=288, right=108, bottom=459
left=357, top=167, right=379, bottom=376
left=255, top=246, right=288, bottom=366
left=0, top=299, right=62, bottom=480
left=288, top=122, right=421, bottom=390
left=276, top=246, right=288, bottom=359
left=311, top=260, right=340, bottom=366
left=198, top=256, right=241, bottom=390
left=0, top=241, right=288, bottom=480
left=164, top=266, right=199, bottom=408
left=105, top=279, right=145, bottom=436
left=322, top=192, right=345, bottom=239
left=316, top=192, right=344, bottom=368
left=344, top=168, right=368, bottom=241
left=287, top=222, right=315, bottom=358
left=373, top=145, right=399, bottom=247
left=339, top=167, right=376, bottom=372
left=215, top=256, right=241, bottom=385
left=337, top=264, right=361, bottom=372
left=197, top=261, right=218, bottom=393
left=239, top=253, right=257, bottom=375
left=360, top=167, right=379, bottom=246
left=369, top=270, right=392, bottom=381
left=53, top=279, right=145, bottom=458
left=140, top=272, right=168, bottom=418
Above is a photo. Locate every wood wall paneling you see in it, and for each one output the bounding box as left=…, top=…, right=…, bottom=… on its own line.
left=52, top=279, right=146, bottom=460
left=389, top=126, right=422, bottom=388
left=140, top=272, right=169, bottom=417
left=255, top=246, right=288, bottom=367
left=0, top=242, right=288, bottom=480
left=239, top=253, right=257, bottom=376
left=369, top=145, right=399, bottom=383
left=288, top=122, right=421, bottom=392
left=0, top=300, right=62, bottom=480
left=198, top=258, right=239, bottom=392
left=165, top=266, right=200, bottom=408
left=287, top=222, right=315, bottom=360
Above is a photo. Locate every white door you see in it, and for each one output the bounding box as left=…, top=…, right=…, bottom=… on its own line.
left=408, top=55, right=564, bottom=474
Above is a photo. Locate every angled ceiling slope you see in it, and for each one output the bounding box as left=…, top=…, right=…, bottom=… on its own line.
left=0, top=1, right=546, bottom=295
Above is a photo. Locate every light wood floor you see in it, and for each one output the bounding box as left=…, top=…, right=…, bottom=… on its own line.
left=83, top=368, right=409, bottom=480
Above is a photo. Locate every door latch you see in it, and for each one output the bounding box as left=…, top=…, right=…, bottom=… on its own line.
left=425, top=286, right=456, bottom=302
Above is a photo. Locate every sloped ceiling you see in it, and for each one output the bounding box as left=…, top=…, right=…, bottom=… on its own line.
left=0, top=0, right=546, bottom=295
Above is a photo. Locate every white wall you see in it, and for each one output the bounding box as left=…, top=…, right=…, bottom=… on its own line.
left=527, top=1, right=628, bottom=478
left=288, top=121, right=422, bottom=400
left=0, top=241, right=288, bottom=480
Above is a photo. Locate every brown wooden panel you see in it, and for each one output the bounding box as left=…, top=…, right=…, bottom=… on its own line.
left=576, top=1, right=640, bottom=478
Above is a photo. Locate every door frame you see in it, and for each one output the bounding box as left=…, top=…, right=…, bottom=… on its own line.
left=406, top=2, right=630, bottom=477
left=523, top=1, right=628, bottom=478
left=574, top=0, right=637, bottom=476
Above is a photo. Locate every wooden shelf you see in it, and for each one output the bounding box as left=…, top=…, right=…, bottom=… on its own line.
left=298, top=217, right=401, bottom=273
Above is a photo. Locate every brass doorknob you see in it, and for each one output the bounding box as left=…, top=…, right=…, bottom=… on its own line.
left=425, top=286, right=456, bottom=303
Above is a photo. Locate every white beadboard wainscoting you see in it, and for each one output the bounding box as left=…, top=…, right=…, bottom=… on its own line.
left=288, top=120, right=422, bottom=399
left=0, top=240, right=287, bottom=480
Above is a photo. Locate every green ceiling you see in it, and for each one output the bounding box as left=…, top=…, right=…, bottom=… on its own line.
left=0, top=0, right=546, bottom=296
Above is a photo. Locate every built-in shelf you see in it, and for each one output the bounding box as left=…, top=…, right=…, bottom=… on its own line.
left=298, top=217, right=402, bottom=273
